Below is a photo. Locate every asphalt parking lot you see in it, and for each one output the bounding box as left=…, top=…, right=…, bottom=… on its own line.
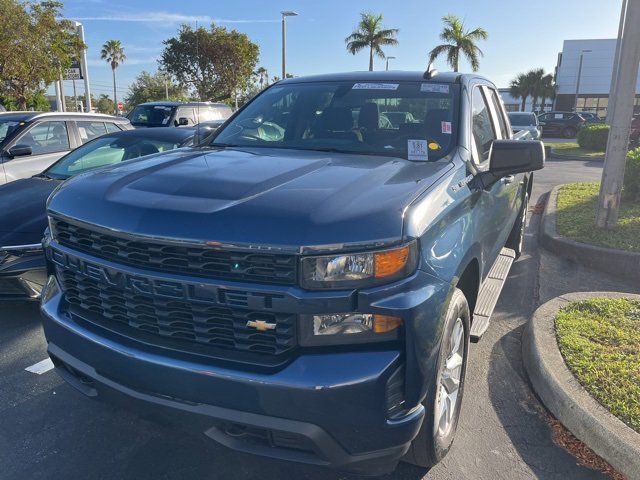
left=0, top=153, right=632, bottom=480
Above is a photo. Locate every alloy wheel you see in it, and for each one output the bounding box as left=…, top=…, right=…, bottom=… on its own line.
left=434, top=317, right=465, bottom=438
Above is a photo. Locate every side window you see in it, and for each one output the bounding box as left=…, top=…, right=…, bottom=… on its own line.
left=105, top=122, right=121, bottom=133
left=176, top=107, right=196, bottom=125
left=488, top=89, right=510, bottom=139
left=77, top=121, right=107, bottom=144
left=18, top=121, right=70, bottom=155
left=471, top=87, right=497, bottom=165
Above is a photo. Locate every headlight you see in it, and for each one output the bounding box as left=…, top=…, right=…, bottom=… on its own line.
left=299, top=313, right=402, bottom=346
left=300, top=241, right=418, bottom=290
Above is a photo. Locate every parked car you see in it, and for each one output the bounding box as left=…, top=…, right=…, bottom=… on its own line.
left=537, top=111, right=586, bottom=138
left=0, top=127, right=194, bottom=300
left=41, top=71, right=543, bottom=475
left=629, top=115, right=640, bottom=148
left=507, top=112, right=542, bottom=140
left=128, top=101, right=233, bottom=128
left=0, top=111, right=131, bottom=185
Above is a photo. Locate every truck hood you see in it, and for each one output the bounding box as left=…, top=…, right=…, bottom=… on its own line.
left=47, top=147, right=452, bottom=248
left=0, top=177, right=60, bottom=246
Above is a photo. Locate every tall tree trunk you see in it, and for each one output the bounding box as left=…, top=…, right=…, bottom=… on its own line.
left=112, top=67, right=117, bottom=115
left=521, top=96, right=527, bottom=112
left=453, top=47, right=459, bottom=72
left=369, top=46, right=374, bottom=71
left=531, top=96, right=538, bottom=112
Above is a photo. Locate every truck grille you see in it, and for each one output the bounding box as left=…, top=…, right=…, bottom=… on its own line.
left=58, top=268, right=297, bottom=358
left=51, top=217, right=297, bottom=285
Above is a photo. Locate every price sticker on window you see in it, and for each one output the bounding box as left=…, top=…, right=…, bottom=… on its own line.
left=407, top=139, right=429, bottom=161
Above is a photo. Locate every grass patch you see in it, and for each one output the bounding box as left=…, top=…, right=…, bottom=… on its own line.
left=556, top=182, right=640, bottom=252
left=550, top=142, right=605, bottom=158
left=555, top=298, right=640, bottom=433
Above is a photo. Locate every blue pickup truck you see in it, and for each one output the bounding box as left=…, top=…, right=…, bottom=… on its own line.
left=41, top=71, right=544, bottom=475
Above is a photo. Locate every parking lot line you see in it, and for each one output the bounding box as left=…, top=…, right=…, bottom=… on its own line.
left=25, top=358, right=54, bottom=375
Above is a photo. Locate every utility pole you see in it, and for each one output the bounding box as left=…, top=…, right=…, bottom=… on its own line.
left=607, top=0, right=627, bottom=123
left=72, top=79, right=77, bottom=111
left=58, top=73, right=67, bottom=112
left=165, top=76, right=169, bottom=100
left=573, top=49, right=591, bottom=112
left=281, top=11, right=298, bottom=79
left=595, top=0, right=640, bottom=229
left=386, top=56, right=396, bottom=71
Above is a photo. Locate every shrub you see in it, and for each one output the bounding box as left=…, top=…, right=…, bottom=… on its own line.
left=577, top=123, right=609, bottom=151
left=624, top=147, right=640, bottom=199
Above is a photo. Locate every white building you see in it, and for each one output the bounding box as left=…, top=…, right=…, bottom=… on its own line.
left=553, top=38, right=640, bottom=117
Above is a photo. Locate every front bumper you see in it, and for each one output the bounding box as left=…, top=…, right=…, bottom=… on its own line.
left=0, top=250, right=46, bottom=300
left=41, top=242, right=451, bottom=474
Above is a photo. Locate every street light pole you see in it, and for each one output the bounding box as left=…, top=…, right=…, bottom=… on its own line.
left=607, top=0, right=628, bottom=123
left=385, top=56, right=396, bottom=71
left=596, top=0, right=640, bottom=229
left=74, top=22, right=92, bottom=112
left=281, top=11, right=298, bottom=79
left=573, top=49, right=592, bottom=112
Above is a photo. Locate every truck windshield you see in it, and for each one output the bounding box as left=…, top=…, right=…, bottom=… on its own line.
left=212, top=81, right=459, bottom=160
left=128, top=105, right=175, bottom=127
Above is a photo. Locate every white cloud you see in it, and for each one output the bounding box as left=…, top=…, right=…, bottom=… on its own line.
left=73, top=11, right=278, bottom=24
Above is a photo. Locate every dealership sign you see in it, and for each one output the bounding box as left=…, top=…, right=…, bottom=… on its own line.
left=64, top=60, right=83, bottom=80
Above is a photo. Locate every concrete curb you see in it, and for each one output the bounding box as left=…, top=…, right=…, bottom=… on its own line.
left=540, top=185, right=640, bottom=283
left=523, top=292, right=640, bottom=480
left=550, top=149, right=604, bottom=161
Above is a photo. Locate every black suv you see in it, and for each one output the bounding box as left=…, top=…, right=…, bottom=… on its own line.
left=537, top=111, right=586, bottom=138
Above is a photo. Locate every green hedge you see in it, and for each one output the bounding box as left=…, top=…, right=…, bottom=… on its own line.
left=625, top=147, right=640, bottom=199
left=577, top=123, right=609, bottom=151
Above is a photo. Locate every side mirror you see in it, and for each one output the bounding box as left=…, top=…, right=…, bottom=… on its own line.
left=8, top=144, right=33, bottom=158
left=489, top=140, right=545, bottom=176
left=177, top=117, right=189, bottom=126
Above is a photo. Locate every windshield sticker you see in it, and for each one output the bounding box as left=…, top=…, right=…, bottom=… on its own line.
left=429, top=141, right=441, bottom=150
left=441, top=121, right=452, bottom=134
left=421, top=83, right=450, bottom=94
left=352, top=83, right=399, bottom=90
left=161, top=117, right=169, bottom=125
left=408, top=139, right=429, bottom=161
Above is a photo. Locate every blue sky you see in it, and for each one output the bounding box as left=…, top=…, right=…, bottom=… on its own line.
left=58, top=0, right=624, bottom=101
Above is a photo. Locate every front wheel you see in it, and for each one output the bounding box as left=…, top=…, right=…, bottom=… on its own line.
left=403, top=288, right=470, bottom=469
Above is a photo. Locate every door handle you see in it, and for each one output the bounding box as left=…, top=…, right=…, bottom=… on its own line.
left=501, top=175, right=515, bottom=184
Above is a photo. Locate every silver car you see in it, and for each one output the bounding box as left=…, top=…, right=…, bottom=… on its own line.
left=507, top=112, right=541, bottom=140
left=0, top=111, right=132, bottom=185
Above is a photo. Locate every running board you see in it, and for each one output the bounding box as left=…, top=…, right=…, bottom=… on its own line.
left=470, top=248, right=516, bottom=342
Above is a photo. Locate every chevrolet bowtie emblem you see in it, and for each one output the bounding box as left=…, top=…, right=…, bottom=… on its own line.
left=246, top=320, right=277, bottom=331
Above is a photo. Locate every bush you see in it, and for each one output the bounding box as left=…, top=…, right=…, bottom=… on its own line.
left=624, top=147, right=640, bottom=199
left=577, top=123, right=609, bottom=151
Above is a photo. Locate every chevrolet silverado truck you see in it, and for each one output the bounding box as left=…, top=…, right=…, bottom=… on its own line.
left=41, top=71, right=544, bottom=475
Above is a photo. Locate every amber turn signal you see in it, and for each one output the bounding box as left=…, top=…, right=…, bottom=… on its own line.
left=373, top=314, right=403, bottom=333
left=374, top=246, right=410, bottom=278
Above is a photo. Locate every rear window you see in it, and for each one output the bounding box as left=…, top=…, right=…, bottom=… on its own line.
left=212, top=81, right=459, bottom=161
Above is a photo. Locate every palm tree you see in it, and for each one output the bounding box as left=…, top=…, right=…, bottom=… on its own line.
left=428, top=15, right=488, bottom=72
left=100, top=40, right=126, bottom=114
left=345, top=12, right=399, bottom=71
left=509, top=73, right=535, bottom=112
left=538, top=73, right=555, bottom=113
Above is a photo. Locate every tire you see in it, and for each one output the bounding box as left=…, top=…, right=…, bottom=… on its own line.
left=562, top=126, right=577, bottom=138
left=403, top=288, right=470, bottom=469
left=506, top=192, right=529, bottom=259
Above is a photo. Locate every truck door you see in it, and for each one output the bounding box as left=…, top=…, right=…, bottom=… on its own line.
left=470, top=85, right=520, bottom=275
